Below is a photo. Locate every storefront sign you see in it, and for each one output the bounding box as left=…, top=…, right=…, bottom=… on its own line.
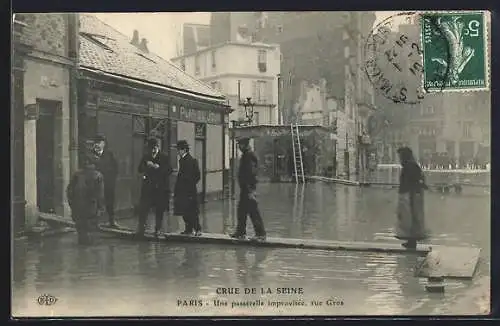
left=150, top=101, right=169, bottom=117
left=179, top=106, right=222, bottom=124
left=95, top=91, right=148, bottom=114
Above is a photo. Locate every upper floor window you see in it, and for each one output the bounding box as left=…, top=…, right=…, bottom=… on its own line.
left=252, top=80, right=269, bottom=104
left=194, top=55, right=200, bottom=75
left=180, top=59, right=186, bottom=71
left=211, top=50, right=216, bottom=71
left=258, top=50, right=267, bottom=73
left=420, top=106, right=435, bottom=116
left=463, top=121, right=473, bottom=138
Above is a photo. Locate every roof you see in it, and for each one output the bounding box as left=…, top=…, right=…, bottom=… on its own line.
left=78, top=14, right=226, bottom=101
left=172, top=41, right=280, bottom=61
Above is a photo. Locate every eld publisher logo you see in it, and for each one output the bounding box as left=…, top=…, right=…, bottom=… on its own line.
left=37, top=294, right=58, bottom=306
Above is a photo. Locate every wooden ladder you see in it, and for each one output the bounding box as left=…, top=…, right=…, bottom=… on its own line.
left=291, top=123, right=305, bottom=184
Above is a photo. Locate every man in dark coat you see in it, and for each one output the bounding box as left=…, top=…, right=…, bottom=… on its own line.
left=174, top=140, right=202, bottom=236
left=66, top=154, right=105, bottom=245
left=230, top=137, right=266, bottom=241
left=136, top=137, right=173, bottom=237
left=93, top=134, right=120, bottom=228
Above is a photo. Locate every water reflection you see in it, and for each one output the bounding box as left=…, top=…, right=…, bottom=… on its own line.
left=233, top=247, right=270, bottom=288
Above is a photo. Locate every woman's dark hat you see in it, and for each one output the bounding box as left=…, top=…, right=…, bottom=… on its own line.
left=176, top=140, right=189, bottom=150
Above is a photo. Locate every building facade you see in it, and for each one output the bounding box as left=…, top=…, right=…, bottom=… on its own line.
left=78, top=14, right=230, bottom=214
left=171, top=41, right=281, bottom=125
left=12, top=13, right=79, bottom=233
left=207, top=12, right=376, bottom=180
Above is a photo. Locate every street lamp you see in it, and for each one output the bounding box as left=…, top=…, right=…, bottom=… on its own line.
left=242, top=97, right=254, bottom=123
left=230, top=97, right=255, bottom=199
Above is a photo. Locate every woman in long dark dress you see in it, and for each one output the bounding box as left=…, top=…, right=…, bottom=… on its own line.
left=395, top=147, right=429, bottom=249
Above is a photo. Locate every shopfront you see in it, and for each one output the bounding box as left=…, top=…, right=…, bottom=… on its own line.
left=78, top=73, right=228, bottom=215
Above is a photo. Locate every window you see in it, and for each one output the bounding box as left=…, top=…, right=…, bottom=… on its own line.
left=463, top=121, right=473, bottom=138
left=80, top=32, right=114, bottom=52
left=252, top=80, right=269, bottom=104
left=420, top=106, right=435, bottom=116
left=258, top=50, right=267, bottom=72
left=344, top=46, right=350, bottom=59
left=211, top=51, right=216, bottom=71
left=195, top=55, right=200, bottom=75
left=180, top=59, right=185, bottom=71
left=253, top=112, right=260, bottom=125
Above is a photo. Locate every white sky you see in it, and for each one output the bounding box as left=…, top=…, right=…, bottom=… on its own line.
left=93, top=12, right=398, bottom=61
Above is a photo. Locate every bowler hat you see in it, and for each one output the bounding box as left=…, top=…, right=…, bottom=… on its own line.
left=237, top=137, right=250, bottom=146
left=146, top=137, right=160, bottom=148
left=176, top=140, right=189, bottom=150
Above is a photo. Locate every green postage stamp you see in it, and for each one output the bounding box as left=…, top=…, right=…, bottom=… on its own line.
left=421, top=11, right=489, bottom=92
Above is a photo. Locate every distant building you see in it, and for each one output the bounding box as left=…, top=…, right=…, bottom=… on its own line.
left=182, top=23, right=211, bottom=55
left=171, top=40, right=281, bottom=125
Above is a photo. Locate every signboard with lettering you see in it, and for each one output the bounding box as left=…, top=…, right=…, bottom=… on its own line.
left=179, top=106, right=222, bottom=125
left=150, top=101, right=169, bottom=117
left=93, top=90, right=148, bottom=115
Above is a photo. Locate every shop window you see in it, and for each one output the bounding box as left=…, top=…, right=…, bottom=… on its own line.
left=133, top=116, right=146, bottom=135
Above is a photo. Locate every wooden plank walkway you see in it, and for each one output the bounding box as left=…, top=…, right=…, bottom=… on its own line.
left=415, top=246, right=481, bottom=280
left=306, top=175, right=360, bottom=186
left=38, top=213, right=481, bottom=279
left=98, top=225, right=432, bottom=254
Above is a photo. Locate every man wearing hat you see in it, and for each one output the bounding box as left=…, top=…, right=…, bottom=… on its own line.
left=231, top=137, right=266, bottom=241
left=66, top=153, right=105, bottom=245
left=136, top=137, right=173, bottom=237
left=92, top=134, right=120, bottom=228
left=174, top=140, right=202, bottom=236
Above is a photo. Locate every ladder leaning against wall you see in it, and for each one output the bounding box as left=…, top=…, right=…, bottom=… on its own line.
left=291, top=124, right=305, bottom=184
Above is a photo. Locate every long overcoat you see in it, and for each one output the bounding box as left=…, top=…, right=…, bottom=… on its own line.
left=173, top=153, right=201, bottom=216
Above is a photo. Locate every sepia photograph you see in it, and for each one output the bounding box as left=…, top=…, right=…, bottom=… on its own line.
left=11, top=10, right=491, bottom=317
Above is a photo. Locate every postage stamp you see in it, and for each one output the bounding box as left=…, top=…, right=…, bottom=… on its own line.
left=422, top=12, right=489, bottom=92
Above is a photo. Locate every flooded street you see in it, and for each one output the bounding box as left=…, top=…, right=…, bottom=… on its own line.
left=12, top=182, right=490, bottom=317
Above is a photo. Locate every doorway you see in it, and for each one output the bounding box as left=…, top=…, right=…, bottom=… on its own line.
left=194, top=139, right=206, bottom=201
left=36, top=100, right=58, bottom=213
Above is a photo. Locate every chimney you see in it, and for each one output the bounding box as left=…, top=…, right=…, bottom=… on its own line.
left=139, top=38, right=149, bottom=52
left=131, top=30, right=139, bottom=46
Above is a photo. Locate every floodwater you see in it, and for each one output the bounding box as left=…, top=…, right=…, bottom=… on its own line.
left=12, top=182, right=490, bottom=317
